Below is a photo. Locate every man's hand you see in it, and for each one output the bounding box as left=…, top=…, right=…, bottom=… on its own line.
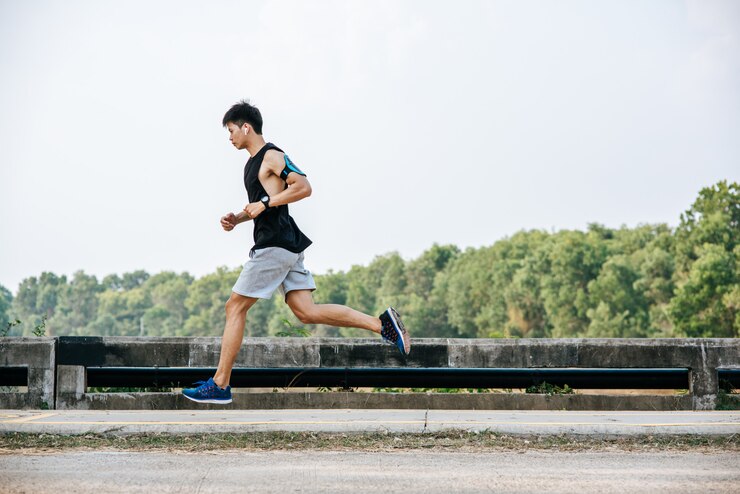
left=244, top=201, right=267, bottom=219
left=220, top=212, right=238, bottom=231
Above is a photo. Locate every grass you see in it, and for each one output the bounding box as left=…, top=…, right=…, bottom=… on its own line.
left=1, top=431, right=737, bottom=453
left=716, top=381, right=739, bottom=411
left=372, top=387, right=500, bottom=393
left=86, top=387, right=174, bottom=393
left=525, top=382, right=575, bottom=395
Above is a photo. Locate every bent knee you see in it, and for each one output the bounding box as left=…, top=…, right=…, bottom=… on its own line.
left=225, top=294, right=253, bottom=315
left=293, top=308, right=317, bottom=325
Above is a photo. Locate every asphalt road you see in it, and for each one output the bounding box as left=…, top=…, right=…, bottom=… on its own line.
left=1, top=409, right=739, bottom=435
left=3, top=410, right=738, bottom=493
left=1, top=449, right=738, bottom=493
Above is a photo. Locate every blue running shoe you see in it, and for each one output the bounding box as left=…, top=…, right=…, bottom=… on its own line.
left=182, top=377, right=232, bottom=404
left=380, top=307, right=411, bottom=355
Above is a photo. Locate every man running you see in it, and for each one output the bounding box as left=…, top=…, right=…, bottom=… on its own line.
left=183, top=100, right=410, bottom=404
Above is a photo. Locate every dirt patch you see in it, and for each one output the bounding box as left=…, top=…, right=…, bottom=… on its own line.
left=1, top=431, right=737, bottom=454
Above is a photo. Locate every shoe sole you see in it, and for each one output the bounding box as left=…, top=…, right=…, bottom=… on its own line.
left=387, top=307, right=411, bottom=355
left=182, top=394, right=233, bottom=404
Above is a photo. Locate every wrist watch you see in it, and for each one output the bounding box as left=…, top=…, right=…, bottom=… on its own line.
left=260, top=195, right=270, bottom=210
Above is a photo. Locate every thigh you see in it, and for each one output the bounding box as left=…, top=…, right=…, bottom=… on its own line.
left=232, top=247, right=298, bottom=299
left=280, top=252, right=317, bottom=298
left=226, top=291, right=259, bottom=312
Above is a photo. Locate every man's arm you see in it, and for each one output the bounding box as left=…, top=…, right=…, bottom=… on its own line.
left=267, top=169, right=312, bottom=207
left=244, top=151, right=312, bottom=218
left=220, top=211, right=252, bottom=232
left=233, top=210, right=253, bottom=223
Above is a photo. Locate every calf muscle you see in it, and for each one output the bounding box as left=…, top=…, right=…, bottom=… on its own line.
left=287, top=291, right=381, bottom=334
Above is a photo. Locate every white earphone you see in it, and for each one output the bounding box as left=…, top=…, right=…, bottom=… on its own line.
left=243, top=127, right=248, bottom=135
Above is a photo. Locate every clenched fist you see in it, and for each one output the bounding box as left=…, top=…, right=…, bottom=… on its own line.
left=220, top=212, right=237, bottom=231
left=244, top=201, right=267, bottom=219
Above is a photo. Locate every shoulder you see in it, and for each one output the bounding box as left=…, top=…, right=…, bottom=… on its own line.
left=264, top=148, right=285, bottom=164
left=262, top=148, right=285, bottom=173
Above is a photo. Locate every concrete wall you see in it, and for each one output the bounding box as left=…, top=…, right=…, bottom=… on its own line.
left=2, top=337, right=738, bottom=411
left=0, top=338, right=55, bottom=409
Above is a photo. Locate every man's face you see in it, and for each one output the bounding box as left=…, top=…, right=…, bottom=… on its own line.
left=226, top=122, right=249, bottom=149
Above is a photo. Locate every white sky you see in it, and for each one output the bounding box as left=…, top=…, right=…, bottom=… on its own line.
left=1, top=0, right=739, bottom=293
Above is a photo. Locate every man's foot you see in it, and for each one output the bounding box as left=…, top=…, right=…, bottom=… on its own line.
left=182, top=377, right=232, bottom=404
left=379, top=307, right=411, bottom=355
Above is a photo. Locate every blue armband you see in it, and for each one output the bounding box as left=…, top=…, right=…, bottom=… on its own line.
left=280, top=155, right=306, bottom=180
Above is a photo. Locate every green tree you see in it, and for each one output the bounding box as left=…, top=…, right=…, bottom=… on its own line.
left=11, top=272, right=68, bottom=336
left=675, top=180, right=739, bottom=272
left=0, top=284, right=13, bottom=332
left=586, top=255, right=649, bottom=337
left=634, top=238, right=676, bottom=336
left=722, top=284, right=740, bottom=338
left=669, top=244, right=739, bottom=337
left=140, top=272, right=194, bottom=336
left=183, top=266, right=240, bottom=336
left=404, top=244, right=460, bottom=337
left=375, top=253, right=407, bottom=312
left=670, top=181, right=740, bottom=337
left=504, top=255, right=550, bottom=337
left=444, top=246, right=498, bottom=338
left=93, top=282, right=151, bottom=336
left=540, top=230, right=608, bottom=337
left=584, top=225, right=676, bottom=338
left=53, top=271, right=104, bottom=336
left=101, top=270, right=150, bottom=291
left=346, top=253, right=405, bottom=315
left=445, top=232, right=546, bottom=338
left=342, top=252, right=407, bottom=337
left=4, top=180, right=733, bottom=340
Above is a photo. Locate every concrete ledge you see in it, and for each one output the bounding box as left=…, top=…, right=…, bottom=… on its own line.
left=0, top=393, right=32, bottom=409
left=3, top=337, right=738, bottom=410
left=64, top=391, right=693, bottom=411
left=0, top=338, right=55, bottom=410
left=56, top=336, right=323, bottom=368
left=52, top=337, right=739, bottom=410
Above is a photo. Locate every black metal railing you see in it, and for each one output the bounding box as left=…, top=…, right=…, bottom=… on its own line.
left=0, top=367, right=27, bottom=387
left=2, top=366, right=738, bottom=390
left=85, top=367, right=693, bottom=390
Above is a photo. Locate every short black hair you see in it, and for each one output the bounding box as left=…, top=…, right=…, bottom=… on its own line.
left=222, top=99, right=263, bottom=134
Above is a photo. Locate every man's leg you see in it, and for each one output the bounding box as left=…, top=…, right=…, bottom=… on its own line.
left=213, top=292, right=259, bottom=388
left=285, top=289, right=382, bottom=333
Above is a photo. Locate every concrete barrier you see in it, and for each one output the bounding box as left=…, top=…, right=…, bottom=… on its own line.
left=0, top=338, right=56, bottom=410
left=1, top=336, right=737, bottom=410
left=44, top=336, right=739, bottom=411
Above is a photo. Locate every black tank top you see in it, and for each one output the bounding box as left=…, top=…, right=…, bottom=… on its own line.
left=243, top=143, right=312, bottom=253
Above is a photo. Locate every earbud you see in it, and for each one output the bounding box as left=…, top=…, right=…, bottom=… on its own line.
left=243, top=128, right=248, bottom=135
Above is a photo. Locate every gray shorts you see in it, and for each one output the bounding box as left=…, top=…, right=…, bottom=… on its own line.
left=232, top=247, right=316, bottom=299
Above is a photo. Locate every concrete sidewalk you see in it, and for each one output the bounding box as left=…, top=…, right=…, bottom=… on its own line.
left=1, top=409, right=738, bottom=436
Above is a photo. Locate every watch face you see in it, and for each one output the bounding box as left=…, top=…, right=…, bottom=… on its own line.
left=261, top=196, right=268, bottom=202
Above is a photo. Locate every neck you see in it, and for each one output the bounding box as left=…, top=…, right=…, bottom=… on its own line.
left=246, top=136, right=267, bottom=156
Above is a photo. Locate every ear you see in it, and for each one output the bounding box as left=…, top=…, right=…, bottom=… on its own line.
left=242, top=123, right=250, bottom=135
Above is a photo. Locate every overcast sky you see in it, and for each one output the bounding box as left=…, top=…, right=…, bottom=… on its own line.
left=1, top=0, right=738, bottom=293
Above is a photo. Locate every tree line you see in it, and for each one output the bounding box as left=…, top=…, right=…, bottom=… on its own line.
left=1, top=181, right=737, bottom=339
